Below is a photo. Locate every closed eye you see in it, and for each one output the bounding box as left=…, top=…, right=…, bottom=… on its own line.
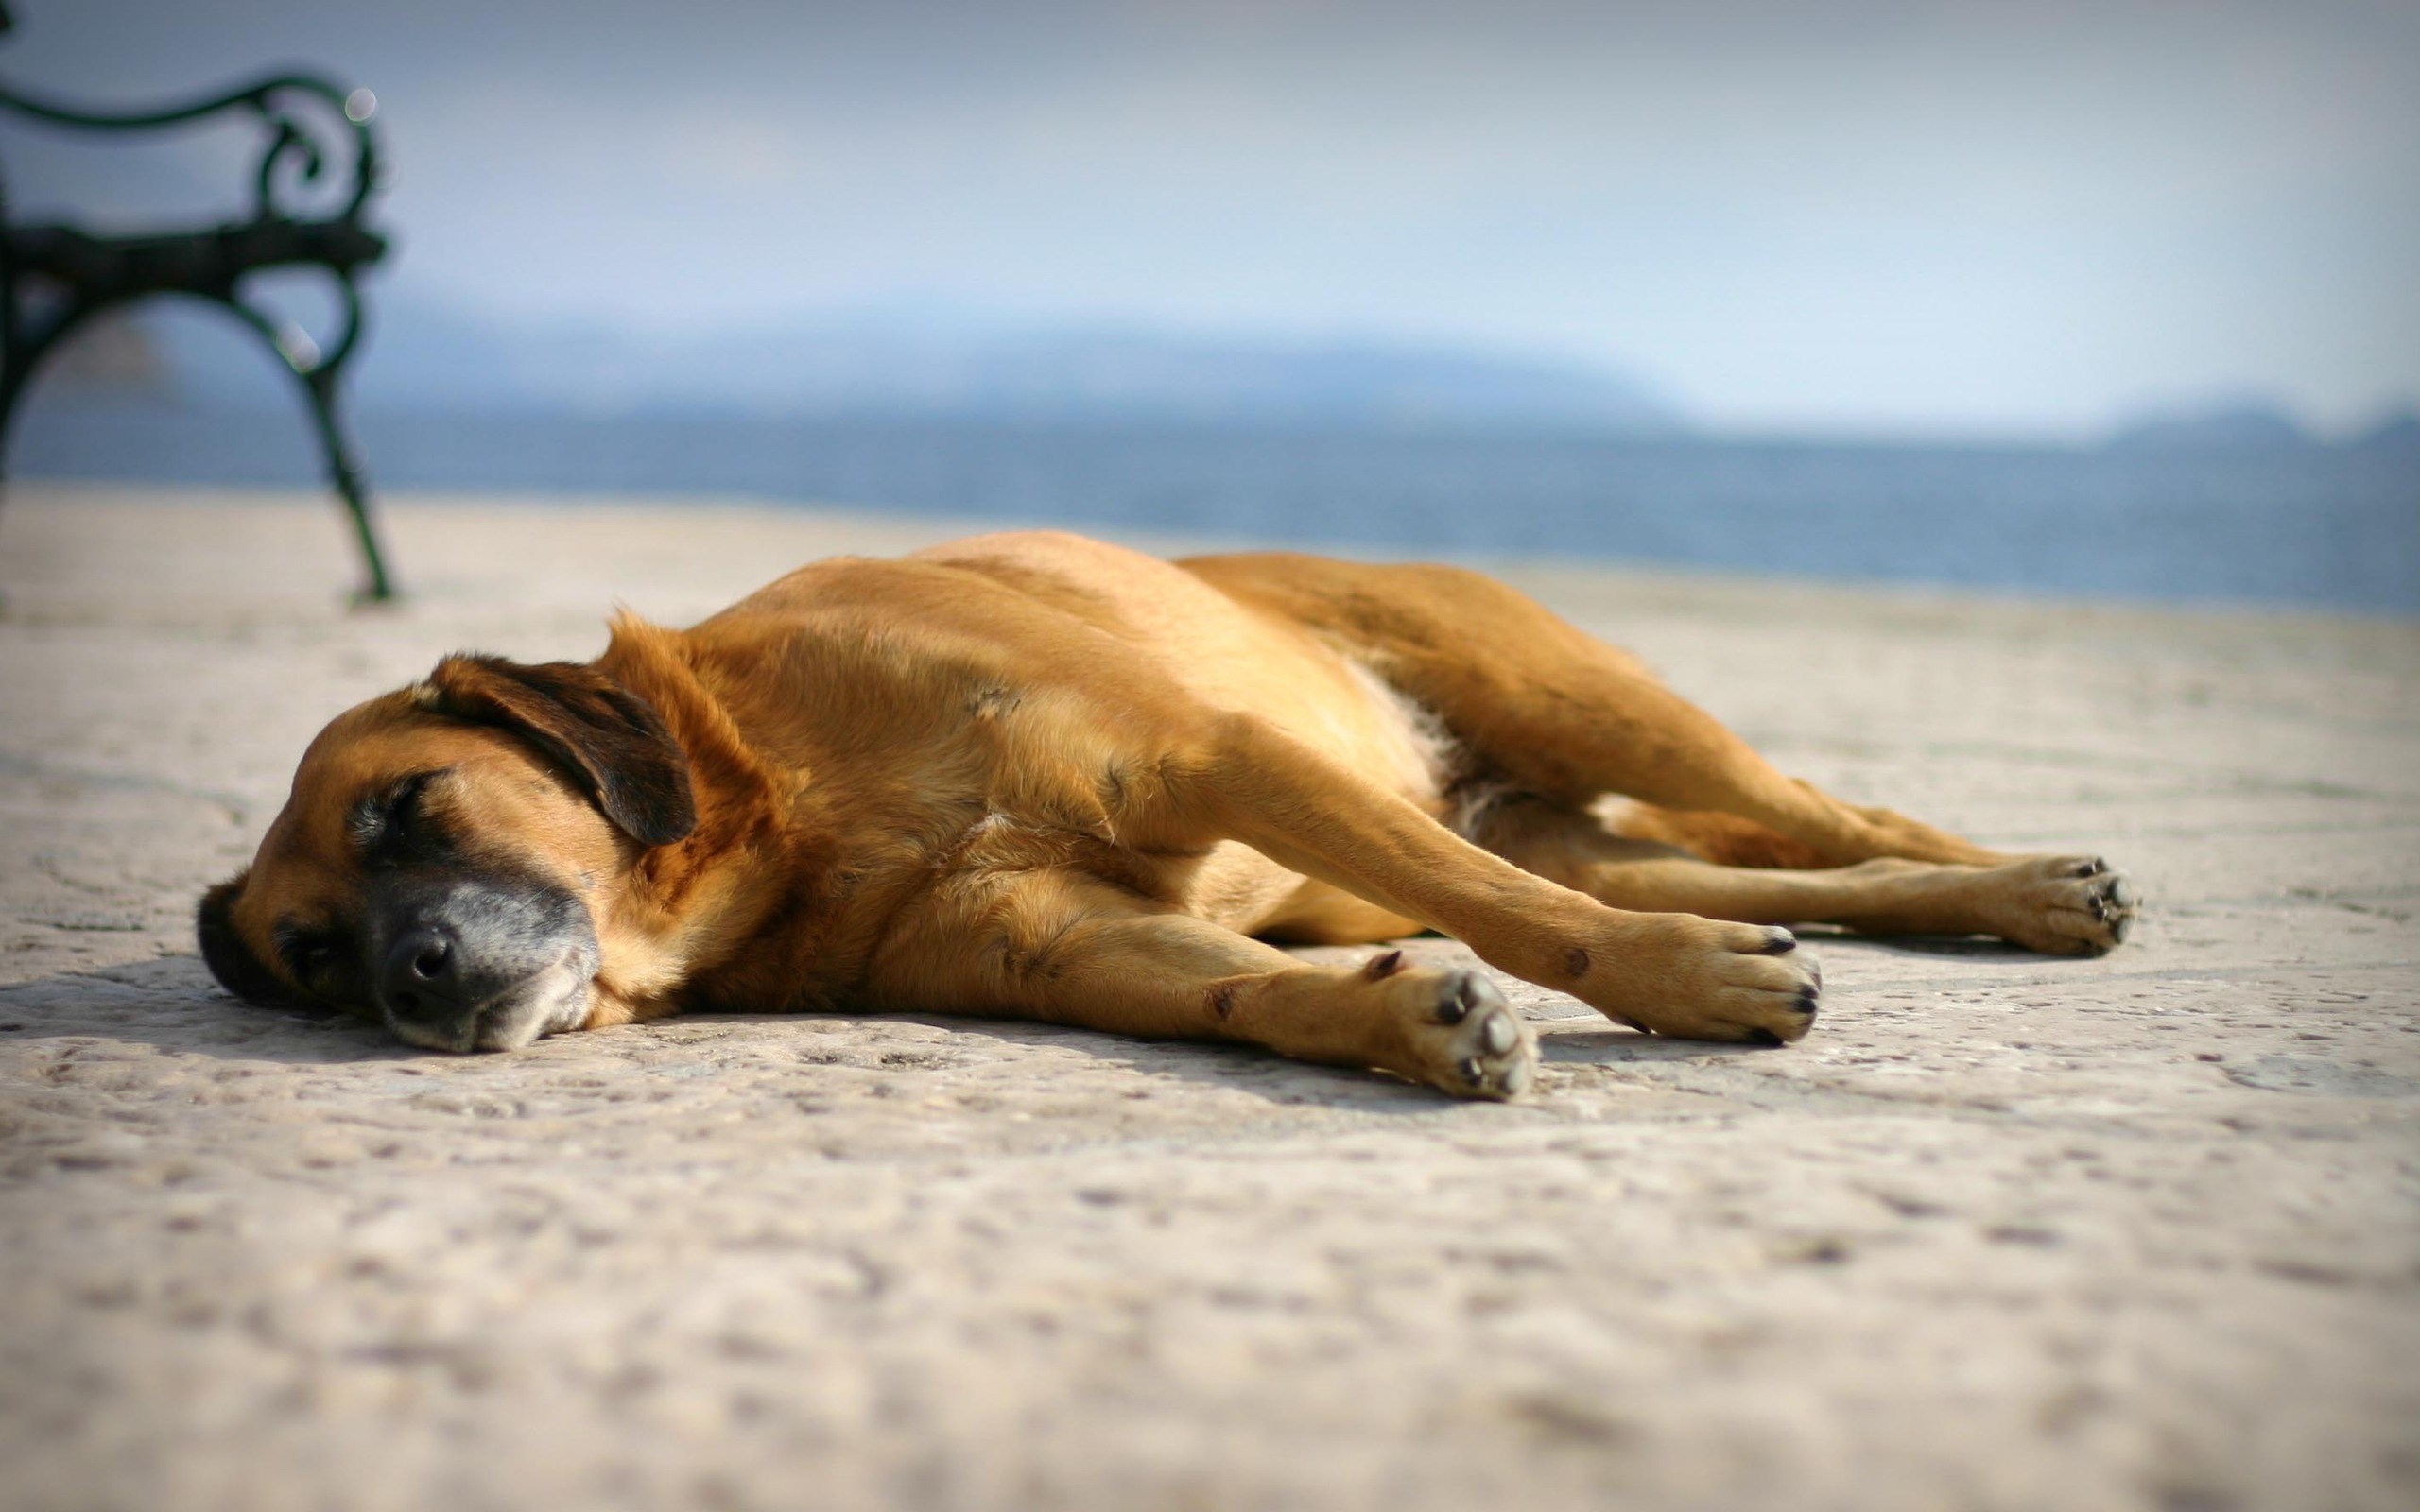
left=348, top=768, right=452, bottom=858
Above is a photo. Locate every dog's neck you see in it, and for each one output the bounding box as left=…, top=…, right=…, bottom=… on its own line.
left=584, top=614, right=811, bottom=1020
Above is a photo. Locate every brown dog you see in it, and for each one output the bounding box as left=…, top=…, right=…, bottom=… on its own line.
left=198, top=532, right=2135, bottom=1098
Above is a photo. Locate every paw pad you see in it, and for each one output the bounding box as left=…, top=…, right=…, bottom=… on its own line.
left=1411, top=971, right=1533, bottom=1101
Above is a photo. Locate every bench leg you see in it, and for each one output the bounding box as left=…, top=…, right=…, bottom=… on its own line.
left=297, top=366, right=395, bottom=604
left=223, top=278, right=400, bottom=606
left=0, top=328, right=46, bottom=594
left=0, top=295, right=401, bottom=606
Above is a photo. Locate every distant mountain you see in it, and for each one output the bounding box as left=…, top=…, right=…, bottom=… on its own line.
left=125, top=298, right=1683, bottom=433
left=2103, top=397, right=2314, bottom=453
left=2349, top=408, right=2420, bottom=455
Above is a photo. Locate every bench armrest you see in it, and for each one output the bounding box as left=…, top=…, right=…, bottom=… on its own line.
left=0, top=73, right=382, bottom=224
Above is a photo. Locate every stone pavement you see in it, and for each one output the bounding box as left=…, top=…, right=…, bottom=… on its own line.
left=2, top=484, right=2415, bottom=1512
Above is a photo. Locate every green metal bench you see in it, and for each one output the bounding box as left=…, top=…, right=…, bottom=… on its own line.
left=0, top=5, right=398, bottom=600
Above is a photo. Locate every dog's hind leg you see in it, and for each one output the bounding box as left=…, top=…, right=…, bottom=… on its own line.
left=862, top=868, right=1540, bottom=1098
left=1184, top=553, right=2023, bottom=870
left=1115, top=712, right=1824, bottom=1044
left=1470, top=795, right=2136, bottom=956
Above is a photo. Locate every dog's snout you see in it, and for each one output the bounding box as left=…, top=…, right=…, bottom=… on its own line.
left=362, top=877, right=597, bottom=1051
left=380, top=925, right=460, bottom=1017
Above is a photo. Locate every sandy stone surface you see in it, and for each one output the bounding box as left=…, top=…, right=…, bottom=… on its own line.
left=2, top=484, right=2415, bottom=1512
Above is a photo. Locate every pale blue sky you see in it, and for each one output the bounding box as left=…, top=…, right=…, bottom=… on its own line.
left=6, top=0, right=2416, bottom=436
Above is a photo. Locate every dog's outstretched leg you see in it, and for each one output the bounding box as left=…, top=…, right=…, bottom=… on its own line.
left=864, top=869, right=1540, bottom=1098
left=1184, top=553, right=2136, bottom=949
left=1474, top=796, right=2137, bottom=956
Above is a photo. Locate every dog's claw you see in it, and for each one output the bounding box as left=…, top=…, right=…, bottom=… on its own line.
left=1481, top=1012, right=1516, bottom=1055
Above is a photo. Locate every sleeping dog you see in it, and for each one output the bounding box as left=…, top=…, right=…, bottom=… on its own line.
left=199, top=532, right=2135, bottom=1098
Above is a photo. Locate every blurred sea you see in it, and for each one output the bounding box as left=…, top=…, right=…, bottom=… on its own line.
left=16, top=403, right=2419, bottom=612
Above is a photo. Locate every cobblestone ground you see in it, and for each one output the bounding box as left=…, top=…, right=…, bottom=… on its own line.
left=2, top=487, right=2415, bottom=1512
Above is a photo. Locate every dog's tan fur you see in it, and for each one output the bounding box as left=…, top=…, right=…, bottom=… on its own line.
left=199, top=532, right=2135, bottom=1098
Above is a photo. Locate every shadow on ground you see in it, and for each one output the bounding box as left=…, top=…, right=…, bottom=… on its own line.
left=4, top=952, right=1715, bottom=1111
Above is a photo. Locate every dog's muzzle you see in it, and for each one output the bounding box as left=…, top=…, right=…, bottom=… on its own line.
left=372, top=875, right=597, bottom=1052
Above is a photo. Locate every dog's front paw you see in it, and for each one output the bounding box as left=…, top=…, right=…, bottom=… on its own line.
left=1564, top=913, right=1822, bottom=1045
left=1371, top=957, right=1538, bottom=1099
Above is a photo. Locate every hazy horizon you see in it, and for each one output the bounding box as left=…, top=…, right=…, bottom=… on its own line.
left=5, top=0, right=2418, bottom=438
left=45, top=290, right=2420, bottom=449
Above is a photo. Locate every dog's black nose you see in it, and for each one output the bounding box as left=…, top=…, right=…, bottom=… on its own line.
left=379, top=926, right=460, bottom=1019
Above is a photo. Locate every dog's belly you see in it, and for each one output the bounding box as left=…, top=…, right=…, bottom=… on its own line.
left=1166, top=623, right=1454, bottom=947
left=1159, top=645, right=1451, bottom=948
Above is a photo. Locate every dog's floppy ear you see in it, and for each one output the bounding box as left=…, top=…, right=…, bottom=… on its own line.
left=424, top=654, right=697, bottom=847
left=197, top=872, right=298, bottom=1006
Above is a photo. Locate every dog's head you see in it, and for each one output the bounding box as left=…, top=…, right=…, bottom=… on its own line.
left=199, top=653, right=695, bottom=1051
